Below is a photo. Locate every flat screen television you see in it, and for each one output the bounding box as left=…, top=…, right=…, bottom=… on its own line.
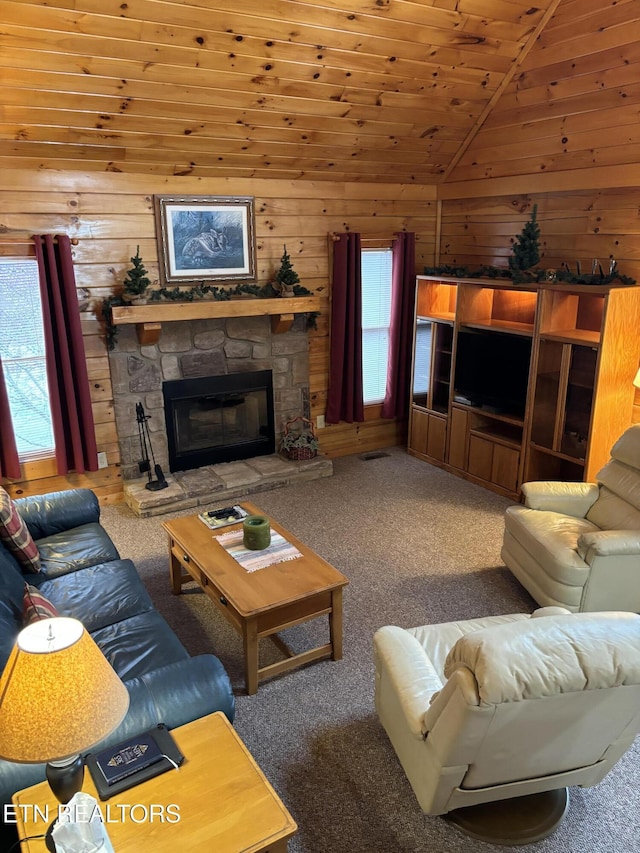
left=453, top=328, right=532, bottom=419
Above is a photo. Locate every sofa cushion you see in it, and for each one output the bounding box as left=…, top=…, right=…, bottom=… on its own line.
left=91, top=610, right=190, bottom=681
left=15, top=489, right=101, bottom=541
left=35, top=523, right=120, bottom=579
left=0, top=599, right=20, bottom=674
left=0, top=544, right=27, bottom=612
left=22, top=583, right=59, bottom=624
left=37, top=559, right=155, bottom=634
left=0, top=545, right=28, bottom=669
left=0, top=487, right=41, bottom=573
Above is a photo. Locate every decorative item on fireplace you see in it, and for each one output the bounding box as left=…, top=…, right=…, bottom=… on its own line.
left=135, top=402, right=168, bottom=491
left=271, top=245, right=300, bottom=298
left=280, top=417, right=319, bottom=461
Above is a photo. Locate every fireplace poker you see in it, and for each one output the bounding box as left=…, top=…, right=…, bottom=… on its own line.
left=135, top=402, right=168, bottom=491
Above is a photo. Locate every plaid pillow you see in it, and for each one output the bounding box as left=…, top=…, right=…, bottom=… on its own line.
left=0, top=487, right=41, bottom=573
left=23, top=583, right=58, bottom=625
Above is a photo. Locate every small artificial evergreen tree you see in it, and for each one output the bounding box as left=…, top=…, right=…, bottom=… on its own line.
left=274, top=245, right=300, bottom=294
left=122, top=246, right=151, bottom=299
left=508, top=204, right=541, bottom=272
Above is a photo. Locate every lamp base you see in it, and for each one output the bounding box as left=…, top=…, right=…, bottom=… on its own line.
left=44, top=755, right=85, bottom=851
left=444, top=788, right=569, bottom=846
left=46, top=755, right=84, bottom=804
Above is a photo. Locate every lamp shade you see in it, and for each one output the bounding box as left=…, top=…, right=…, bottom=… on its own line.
left=0, top=617, right=129, bottom=764
left=634, top=368, right=640, bottom=389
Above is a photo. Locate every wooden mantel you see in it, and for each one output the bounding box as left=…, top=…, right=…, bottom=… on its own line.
left=111, top=295, right=324, bottom=344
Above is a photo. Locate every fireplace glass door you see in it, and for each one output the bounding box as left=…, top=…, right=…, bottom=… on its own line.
left=163, top=371, right=275, bottom=472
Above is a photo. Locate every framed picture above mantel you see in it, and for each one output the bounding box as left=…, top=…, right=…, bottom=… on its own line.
left=154, top=194, right=257, bottom=285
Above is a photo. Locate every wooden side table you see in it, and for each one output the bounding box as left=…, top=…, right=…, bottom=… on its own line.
left=11, top=713, right=297, bottom=852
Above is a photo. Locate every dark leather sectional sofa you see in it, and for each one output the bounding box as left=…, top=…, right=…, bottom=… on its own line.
left=0, top=488, right=235, bottom=811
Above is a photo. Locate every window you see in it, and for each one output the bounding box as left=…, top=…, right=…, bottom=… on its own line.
left=0, top=259, right=54, bottom=459
left=361, top=249, right=392, bottom=404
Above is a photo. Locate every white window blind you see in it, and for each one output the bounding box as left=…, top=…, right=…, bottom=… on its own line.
left=0, top=259, right=55, bottom=459
left=361, top=249, right=393, bottom=404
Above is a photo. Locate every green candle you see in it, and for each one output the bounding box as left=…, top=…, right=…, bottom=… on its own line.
left=243, top=516, right=271, bottom=550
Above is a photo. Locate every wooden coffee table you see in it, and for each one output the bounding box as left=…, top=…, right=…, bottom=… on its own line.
left=162, top=502, right=348, bottom=694
left=11, top=712, right=297, bottom=852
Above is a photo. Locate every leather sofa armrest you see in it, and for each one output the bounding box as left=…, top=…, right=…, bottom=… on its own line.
left=577, top=530, right=640, bottom=560
left=374, top=626, right=442, bottom=739
left=15, top=489, right=101, bottom=540
left=521, top=481, right=600, bottom=517
left=118, top=655, right=235, bottom=735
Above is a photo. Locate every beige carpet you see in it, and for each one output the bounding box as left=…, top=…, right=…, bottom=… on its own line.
left=101, top=447, right=639, bottom=853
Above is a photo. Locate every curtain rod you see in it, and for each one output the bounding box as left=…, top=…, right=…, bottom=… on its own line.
left=35, top=236, right=80, bottom=246
left=328, top=232, right=394, bottom=247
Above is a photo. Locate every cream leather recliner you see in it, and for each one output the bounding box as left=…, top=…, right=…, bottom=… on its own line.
left=374, top=610, right=640, bottom=844
left=502, top=423, right=640, bottom=612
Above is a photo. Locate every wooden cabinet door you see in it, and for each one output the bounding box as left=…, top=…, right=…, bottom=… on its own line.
left=426, top=414, right=447, bottom=462
left=448, top=407, right=468, bottom=470
left=468, top=435, right=493, bottom=481
left=491, top=444, right=520, bottom=492
left=409, top=408, right=429, bottom=456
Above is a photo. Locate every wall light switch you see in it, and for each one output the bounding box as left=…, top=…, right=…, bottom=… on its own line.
left=317, top=415, right=326, bottom=430
left=97, top=452, right=108, bottom=469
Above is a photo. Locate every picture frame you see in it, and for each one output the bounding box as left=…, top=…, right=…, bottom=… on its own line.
left=153, top=195, right=257, bottom=285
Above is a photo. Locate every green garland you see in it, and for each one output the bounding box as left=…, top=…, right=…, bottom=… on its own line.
left=101, top=282, right=317, bottom=350
left=423, top=264, right=636, bottom=287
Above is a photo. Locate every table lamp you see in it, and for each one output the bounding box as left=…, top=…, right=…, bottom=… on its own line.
left=634, top=368, right=640, bottom=389
left=0, top=616, right=130, bottom=806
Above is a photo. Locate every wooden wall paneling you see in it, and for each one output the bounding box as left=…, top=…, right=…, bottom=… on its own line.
left=0, top=168, right=437, bottom=499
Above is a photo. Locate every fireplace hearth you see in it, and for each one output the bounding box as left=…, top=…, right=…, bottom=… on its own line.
left=163, top=370, right=275, bottom=472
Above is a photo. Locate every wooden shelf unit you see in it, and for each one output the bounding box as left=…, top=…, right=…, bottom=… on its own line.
left=408, top=276, right=640, bottom=498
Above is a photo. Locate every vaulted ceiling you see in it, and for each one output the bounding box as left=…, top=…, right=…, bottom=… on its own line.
left=1, top=0, right=637, bottom=184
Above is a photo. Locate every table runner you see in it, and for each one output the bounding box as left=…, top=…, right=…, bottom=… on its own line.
left=215, top=528, right=302, bottom=572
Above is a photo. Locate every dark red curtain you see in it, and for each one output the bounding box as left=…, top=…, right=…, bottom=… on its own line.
left=326, top=233, right=364, bottom=424
left=34, top=234, right=98, bottom=474
left=381, top=232, right=416, bottom=421
left=0, top=357, right=21, bottom=479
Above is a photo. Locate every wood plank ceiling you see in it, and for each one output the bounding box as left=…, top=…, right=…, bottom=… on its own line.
left=0, top=0, right=565, bottom=183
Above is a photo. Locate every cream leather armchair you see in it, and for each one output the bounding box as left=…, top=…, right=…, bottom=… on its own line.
left=502, top=423, right=640, bottom=612
left=374, top=610, right=640, bottom=844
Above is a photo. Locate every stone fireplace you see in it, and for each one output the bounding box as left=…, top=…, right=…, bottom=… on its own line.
left=108, top=313, right=312, bottom=483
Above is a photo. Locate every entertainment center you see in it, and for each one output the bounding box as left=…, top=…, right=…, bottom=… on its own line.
left=408, top=276, right=640, bottom=498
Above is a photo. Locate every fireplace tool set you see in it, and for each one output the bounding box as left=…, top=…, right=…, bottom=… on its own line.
left=135, top=402, right=168, bottom=491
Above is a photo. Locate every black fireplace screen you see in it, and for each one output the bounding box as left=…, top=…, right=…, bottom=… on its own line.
left=162, top=370, right=275, bottom=472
